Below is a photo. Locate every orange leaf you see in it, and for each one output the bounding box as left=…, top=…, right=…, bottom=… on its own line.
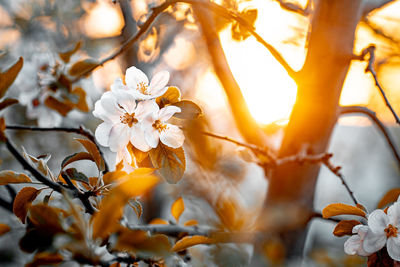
left=172, top=235, right=214, bottom=252
left=13, top=187, right=40, bottom=223
left=0, top=224, right=10, bottom=236
left=322, top=203, right=366, bottom=219
left=25, top=252, right=63, bottom=267
left=149, top=218, right=169, bottom=225
left=0, top=57, right=23, bottom=98
left=102, top=170, right=127, bottom=185
left=156, top=86, right=181, bottom=107
left=171, top=197, right=185, bottom=223
left=184, top=219, right=198, bottom=226
left=333, top=220, right=361, bottom=237
left=0, top=98, right=18, bottom=111
left=68, top=58, right=99, bottom=76
left=71, top=87, right=89, bottom=112
left=61, top=152, right=93, bottom=169
left=0, top=117, right=6, bottom=142
left=0, top=170, right=31, bottom=185
left=378, top=188, right=400, bottom=209
left=75, top=138, right=105, bottom=171
left=44, top=96, right=74, bottom=116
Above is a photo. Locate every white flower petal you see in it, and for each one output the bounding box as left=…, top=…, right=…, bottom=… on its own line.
left=145, top=127, right=160, bottom=148
left=149, top=70, right=169, bottom=94
left=125, top=66, right=149, bottom=89
left=135, top=100, right=159, bottom=121
left=158, top=105, right=181, bottom=122
left=111, top=78, right=127, bottom=91
left=353, top=225, right=369, bottom=239
left=113, top=90, right=137, bottom=114
left=387, top=236, right=400, bottom=261
left=363, top=229, right=387, bottom=253
left=109, top=124, right=130, bottom=152
left=100, top=92, right=123, bottom=118
left=368, top=209, right=389, bottom=233
left=95, top=122, right=113, bottom=147
left=159, top=124, right=184, bottom=148
left=388, top=202, right=400, bottom=226
left=116, top=147, right=132, bottom=165
left=93, top=100, right=115, bottom=123
left=344, top=235, right=362, bottom=255
left=130, top=125, right=152, bottom=152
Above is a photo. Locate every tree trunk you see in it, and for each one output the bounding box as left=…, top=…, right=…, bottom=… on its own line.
left=264, top=0, right=364, bottom=258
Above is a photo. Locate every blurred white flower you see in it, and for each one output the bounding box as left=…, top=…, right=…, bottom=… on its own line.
left=141, top=100, right=184, bottom=149
left=93, top=90, right=152, bottom=152
left=363, top=202, right=400, bottom=261
left=111, top=66, right=169, bottom=100
left=344, top=225, right=372, bottom=257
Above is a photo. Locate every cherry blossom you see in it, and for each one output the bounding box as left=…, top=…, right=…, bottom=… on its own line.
left=93, top=90, right=152, bottom=152
left=141, top=100, right=185, bottom=149
left=111, top=66, right=169, bottom=100
left=344, top=225, right=372, bottom=257
left=362, top=202, right=400, bottom=261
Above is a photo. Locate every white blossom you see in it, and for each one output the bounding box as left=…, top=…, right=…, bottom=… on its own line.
left=344, top=225, right=372, bottom=257
left=111, top=66, right=169, bottom=100
left=141, top=100, right=185, bottom=149
left=93, top=90, right=152, bottom=153
left=362, top=202, right=400, bottom=261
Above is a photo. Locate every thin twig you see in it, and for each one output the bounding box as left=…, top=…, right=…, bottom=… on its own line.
left=6, top=125, right=109, bottom=173
left=274, top=0, right=311, bottom=16
left=71, top=0, right=297, bottom=82
left=310, top=212, right=341, bottom=223
left=355, top=45, right=400, bottom=124
left=340, top=105, right=400, bottom=168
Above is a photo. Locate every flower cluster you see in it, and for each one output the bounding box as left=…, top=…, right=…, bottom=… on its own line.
left=344, top=199, right=400, bottom=261
left=93, top=66, right=185, bottom=163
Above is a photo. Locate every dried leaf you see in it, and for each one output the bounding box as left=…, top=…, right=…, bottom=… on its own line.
left=75, top=138, right=105, bottom=171
left=0, top=57, right=23, bottom=98
left=0, top=98, right=18, bottom=111
left=0, top=117, right=6, bottom=142
left=378, top=188, right=400, bottom=209
left=103, top=170, right=127, bottom=185
left=0, top=224, right=10, bottom=236
left=71, top=87, right=89, bottom=112
left=171, top=197, right=184, bottom=223
left=28, top=204, right=64, bottom=234
left=149, top=143, right=186, bottom=184
left=61, top=152, right=93, bottom=169
left=172, top=235, right=214, bottom=252
left=13, top=187, right=40, bottom=223
left=92, top=168, right=159, bottom=240
left=156, top=86, right=181, bottom=107
left=69, top=58, right=99, bottom=76
left=0, top=170, right=31, bottom=185
left=173, top=100, right=202, bottom=119
left=59, top=41, right=81, bottom=63
left=26, top=252, right=63, bottom=267
left=129, top=199, right=143, bottom=219
left=322, top=203, right=366, bottom=219
left=333, top=220, right=361, bottom=237
left=44, top=96, right=74, bottom=116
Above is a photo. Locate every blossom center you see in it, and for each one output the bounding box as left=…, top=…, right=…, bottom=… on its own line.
left=137, top=82, right=149, bottom=95
left=152, top=120, right=167, bottom=132
left=120, top=113, right=138, bottom=127
left=385, top=224, right=398, bottom=238
left=32, top=98, right=40, bottom=107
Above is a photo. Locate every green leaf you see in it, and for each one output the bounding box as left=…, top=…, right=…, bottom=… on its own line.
left=68, top=59, right=99, bottom=76
left=0, top=57, right=23, bottom=98
left=173, top=100, right=202, bottom=119
left=64, top=168, right=89, bottom=183
left=149, top=143, right=186, bottom=184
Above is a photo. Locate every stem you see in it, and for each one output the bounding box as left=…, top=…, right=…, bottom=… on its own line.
left=6, top=125, right=109, bottom=173
left=340, top=105, right=400, bottom=168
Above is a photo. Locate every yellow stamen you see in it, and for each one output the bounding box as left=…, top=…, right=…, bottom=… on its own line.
left=120, top=113, right=138, bottom=127
left=385, top=224, right=398, bottom=238
left=152, top=120, right=167, bottom=132
left=137, top=82, right=149, bottom=94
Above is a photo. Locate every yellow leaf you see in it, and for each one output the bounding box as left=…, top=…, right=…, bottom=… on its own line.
left=184, top=219, right=198, bottom=226
left=149, top=218, right=169, bottom=225
left=378, top=188, right=400, bottom=209
left=322, top=203, right=366, bottom=219
left=13, top=187, right=40, bottom=223
left=44, top=96, right=74, bottom=116
left=69, top=58, right=99, bottom=76
left=103, top=170, right=127, bottom=185
left=171, top=197, right=184, bottom=223
left=75, top=138, right=105, bottom=171
left=0, top=57, right=23, bottom=98
left=0, top=170, right=31, bottom=185
left=172, top=235, right=214, bottom=252
left=0, top=224, right=10, bottom=236
left=149, top=143, right=186, bottom=184
left=156, top=86, right=181, bottom=107
left=333, top=220, right=361, bottom=237
left=117, top=168, right=159, bottom=197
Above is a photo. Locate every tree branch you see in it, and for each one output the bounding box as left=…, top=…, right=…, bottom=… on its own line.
left=340, top=105, right=400, bottom=168
left=6, top=125, right=109, bottom=173
left=355, top=45, right=400, bottom=125
left=71, top=0, right=297, bottom=82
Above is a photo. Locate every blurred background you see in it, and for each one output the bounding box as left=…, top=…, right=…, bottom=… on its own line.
left=0, top=0, right=399, bottom=266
